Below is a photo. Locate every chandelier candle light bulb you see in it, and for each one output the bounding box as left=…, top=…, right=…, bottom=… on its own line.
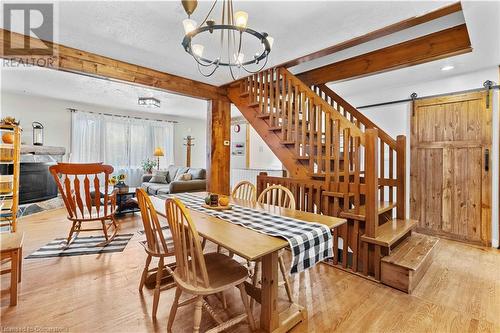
left=234, top=11, right=248, bottom=29
left=192, top=44, right=204, bottom=57
left=183, top=18, right=197, bottom=34
left=180, top=0, right=272, bottom=79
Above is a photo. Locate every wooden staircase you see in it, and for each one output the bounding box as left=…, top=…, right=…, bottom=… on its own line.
left=228, top=67, right=438, bottom=293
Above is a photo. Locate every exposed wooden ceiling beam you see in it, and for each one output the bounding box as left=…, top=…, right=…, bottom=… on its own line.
left=297, top=23, right=471, bottom=85
left=0, top=29, right=226, bottom=100
left=281, top=2, right=463, bottom=69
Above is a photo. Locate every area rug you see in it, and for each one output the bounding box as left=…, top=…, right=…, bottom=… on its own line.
left=137, top=225, right=169, bottom=235
left=25, top=233, right=134, bottom=259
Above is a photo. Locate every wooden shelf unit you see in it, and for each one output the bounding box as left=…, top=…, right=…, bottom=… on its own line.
left=0, top=124, right=21, bottom=232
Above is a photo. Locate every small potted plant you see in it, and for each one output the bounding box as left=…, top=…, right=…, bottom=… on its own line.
left=141, top=158, right=157, bottom=174
left=109, top=173, right=128, bottom=194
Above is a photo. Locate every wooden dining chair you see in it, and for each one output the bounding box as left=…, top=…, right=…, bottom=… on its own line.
left=252, top=184, right=296, bottom=308
left=136, top=188, right=176, bottom=319
left=165, top=197, right=255, bottom=333
left=49, top=163, right=118, bottom=247
left=231, top=181, right=256, bottom=202
left=257, top=184, right=296, bottom=210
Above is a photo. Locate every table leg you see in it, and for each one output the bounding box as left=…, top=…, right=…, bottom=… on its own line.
left=260, top=251, right=279, bottom=332
left=10, top=249, right=19, bottom=306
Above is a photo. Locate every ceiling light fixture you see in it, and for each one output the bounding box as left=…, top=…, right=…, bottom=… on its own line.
left=441, top=65, right=454, bottom=71
left=138, top=97, right=160, bottom=108
left=180, top=0, right=273, bottom=80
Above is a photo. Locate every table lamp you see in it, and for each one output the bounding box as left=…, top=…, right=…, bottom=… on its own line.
left=153, top=147, right=164, bottom=170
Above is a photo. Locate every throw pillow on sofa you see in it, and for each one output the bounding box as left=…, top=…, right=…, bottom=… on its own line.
left=174, top=167, right=190, bottom=181
left=177, top=173, right=192, bottom=181
left=188, top=168, right=206, bottom=180
left=150, top=170, right=168, bottom=184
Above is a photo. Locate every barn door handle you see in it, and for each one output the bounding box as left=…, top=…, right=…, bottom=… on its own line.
left=485, top=149, right=489, bottom=172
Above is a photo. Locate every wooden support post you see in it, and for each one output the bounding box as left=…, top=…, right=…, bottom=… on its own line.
left=365, top=129, right=379, bottom=238
left=207, top=99, right=231, bottom=195
left=396, top=135, right=406, bottom=220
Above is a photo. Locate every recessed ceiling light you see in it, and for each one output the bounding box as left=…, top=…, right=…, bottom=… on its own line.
left=138, top=97, right=160, bottom=108
left=441, top=65, right=454, bottom=71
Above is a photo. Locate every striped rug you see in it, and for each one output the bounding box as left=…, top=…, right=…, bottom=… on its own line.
left=25, top=234, right=134, bottom=259
left=137, top=225, right=169, bottom=235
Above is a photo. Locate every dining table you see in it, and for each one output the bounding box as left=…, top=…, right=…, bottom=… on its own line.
left=147, top=192, right=347, bottom=333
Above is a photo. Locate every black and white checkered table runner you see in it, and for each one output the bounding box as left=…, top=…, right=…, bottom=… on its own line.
left=167, top=192, right=333, bottom=274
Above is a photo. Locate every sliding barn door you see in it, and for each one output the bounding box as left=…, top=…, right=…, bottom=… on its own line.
left=410, top=91, right=492, bottom=245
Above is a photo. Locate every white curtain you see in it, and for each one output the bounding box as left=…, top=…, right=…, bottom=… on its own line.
left=71, top=111, right=174, bottom=186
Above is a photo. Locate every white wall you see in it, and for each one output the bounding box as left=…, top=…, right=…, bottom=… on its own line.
left=0, top=92, right=207, bottom=167
left=230, top=123, right=247, bottom=169
left=230, top=105, right=283, bottom=171
left=248, top=126, right=282, bottom=170
left=331, top=67, right=499, bottom=248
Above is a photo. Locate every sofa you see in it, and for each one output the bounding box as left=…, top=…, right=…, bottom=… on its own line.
left=141, top=165, right=206, bottom=196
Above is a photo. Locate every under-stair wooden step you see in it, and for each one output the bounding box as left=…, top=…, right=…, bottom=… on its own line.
left=240, top=91, right=249, bottom=97
left=340, top=201, right=396, bottom=221
left=360, top=218, right=418, bottom=247
left=381, top=233, right=439, bottom=293
left=309, top=171, right=364, bottom=179
left=296, top=155, right=345, bottom=161
left=322, top=191, right=355, bottom=198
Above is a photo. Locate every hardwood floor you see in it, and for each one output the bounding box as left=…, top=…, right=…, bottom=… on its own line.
left=1, top=208, right=499, bottom=332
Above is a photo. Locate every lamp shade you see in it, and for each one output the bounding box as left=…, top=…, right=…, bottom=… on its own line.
left=153, top=147, right=165, bottom=157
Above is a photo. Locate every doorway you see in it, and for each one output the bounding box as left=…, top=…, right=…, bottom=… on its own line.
left=410, top=91, right=492, bottom=245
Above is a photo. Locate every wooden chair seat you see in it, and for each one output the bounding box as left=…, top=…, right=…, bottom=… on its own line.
left=139, top=230, right=175, bottom=255
left=173, top=252, right=248, bottom=295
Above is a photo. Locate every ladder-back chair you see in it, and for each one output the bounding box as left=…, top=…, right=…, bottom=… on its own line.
left=165, top=197, right=255, bottom=333
left=49, top=163, right=118, bottom=247
left=231, top=181, right=256, bottom=202
left=252, top=184, right=296, bottom=309
left=136, top=188, right=176, bottom=319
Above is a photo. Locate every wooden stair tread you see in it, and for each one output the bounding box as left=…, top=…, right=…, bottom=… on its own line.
left=240, top=91, right=249, bottom=97
left=340, top=201, right=396, bottom=220
left=309, top=171, right=364, bottom=178
left=257, top=113, right=270, bottom=119
left=381, top=233, right=439, bottom=271
left=322, top=191, right=355, bottom=198
left=360, top=218, right=418, bottom=247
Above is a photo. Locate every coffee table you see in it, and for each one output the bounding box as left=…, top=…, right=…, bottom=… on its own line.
left=115, top=187, right=140, bottom=216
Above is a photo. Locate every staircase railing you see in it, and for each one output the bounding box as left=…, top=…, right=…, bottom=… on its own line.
left=313, top=84, right=406, bottom=221
left=232, top=67, right=408, bottom=276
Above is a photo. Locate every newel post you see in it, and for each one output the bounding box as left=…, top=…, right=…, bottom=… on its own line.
left=257, top=172, right=268, bottom=196
left=364, top=129, right=379, bottom=238
left=396, top=135, right=406, bottom=220
left=206, top=98, right=231, bottom=195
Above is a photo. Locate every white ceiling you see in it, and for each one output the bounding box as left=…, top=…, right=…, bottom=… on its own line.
left=328, top=1, right=500, bottom=99
left=1, top=1, right=498, bottom=118
left=0, top=66, right=209, bottom=119
left=5, top=0, right=458, bottom=86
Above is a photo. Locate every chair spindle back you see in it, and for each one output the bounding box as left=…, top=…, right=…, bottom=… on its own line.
left=165, top=198, right=209, bottom=288
left=231, top=181, right=256, bottom=202
left=136, top=188, right=172, bottom=256
left=257, top=185, right=296, bottom=210
left=49, top=163, right=114, bottom=219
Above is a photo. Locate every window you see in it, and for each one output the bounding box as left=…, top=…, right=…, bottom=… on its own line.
left=70, top=111, right=174, bottom=186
